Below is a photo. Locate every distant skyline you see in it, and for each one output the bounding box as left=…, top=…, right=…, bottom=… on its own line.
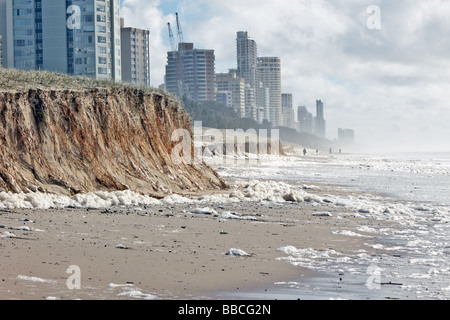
left=120, top=0, right=450, bottom=152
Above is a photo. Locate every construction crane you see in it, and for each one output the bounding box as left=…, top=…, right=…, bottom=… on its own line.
left=167, top=21, right=184, bottom=97
left=175, top=12, right=189, bottom=99
left=167, top=22, right=176, bottom=52
left=175, top=12, right=184, bottom=45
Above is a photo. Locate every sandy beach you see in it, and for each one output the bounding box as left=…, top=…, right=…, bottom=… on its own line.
left=1, top=70, right=399, bottom=301
left=0, top=177, right=395, bottom=301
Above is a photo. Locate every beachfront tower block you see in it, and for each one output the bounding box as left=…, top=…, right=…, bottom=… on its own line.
left=0, top=0, right=122, bottom=81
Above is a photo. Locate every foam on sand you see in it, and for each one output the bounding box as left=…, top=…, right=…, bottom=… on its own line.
left=108, top=283, right=156, bottom=300
left=191, top=207, right=218, bottom=215
left=216, top=211, right=258, bottom=221
left=225, top=248, right=251, bottom=257
left=229, top=180, right=323, bottom=204
left=0, top=190, right=162, bottom=210
left=0, top=179, right=321, bottom=209
left=1, top=231, right=17, bottom=238
left=276, top=246, right=343, bottom=270
left=332, top=230, right=371, bottom=238
left=16, top=275, right=56, bottom=284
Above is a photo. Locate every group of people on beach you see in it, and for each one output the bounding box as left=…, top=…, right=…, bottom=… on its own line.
left=302, top=148, right=342, bottom=156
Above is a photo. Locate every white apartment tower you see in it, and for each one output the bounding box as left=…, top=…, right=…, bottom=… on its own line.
left=236, top=31, right=258, bottom=120
left=282, top=93, right=296, bottom=130
left=257, top=57, right=282, bottom=127
left=297, top=106, right=313, bottom=134
left=315, top=99, right=326, bottom=138
left=215, top=70, right=246, bottom=117
left=121, top=19, right=150, bottom=87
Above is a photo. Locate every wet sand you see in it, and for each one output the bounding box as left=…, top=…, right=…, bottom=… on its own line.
left=0, top=182, right=394, bottom=300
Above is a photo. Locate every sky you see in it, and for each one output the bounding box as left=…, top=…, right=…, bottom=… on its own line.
left=120, top=0, right=450, bottom=153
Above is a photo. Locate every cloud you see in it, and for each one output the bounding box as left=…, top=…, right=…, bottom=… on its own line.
left=121, top=0, right=450, bottom=152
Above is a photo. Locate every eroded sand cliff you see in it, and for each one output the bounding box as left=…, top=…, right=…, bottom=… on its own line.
left=0, top=69, right=225, bottom=196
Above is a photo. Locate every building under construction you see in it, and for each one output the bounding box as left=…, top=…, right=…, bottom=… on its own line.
left=165, top=15, right=215, bottom=102
left=165, top=43, right=215, bottom=102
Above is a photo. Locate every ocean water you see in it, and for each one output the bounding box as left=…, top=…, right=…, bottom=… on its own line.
left=216, top=152, right=450, bottom=300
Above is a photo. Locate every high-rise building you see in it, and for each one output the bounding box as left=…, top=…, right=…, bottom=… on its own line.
left=215, top=70, right=245, bottom=117
left=244, top=84, right=257, bottom=121
left=215, top=90, right=232, bottom=109
left=282, top=93, right=296, bottom=130
left=297, top=106, right=313, bottom=134
left=0, top=0, right=122, bottom=81
left=0, top=0, right=8, bottom=67
left=236, top=31, right=258, bottom=121
left=121, top=19, right=150, bottom=87
left=257, top=83, right=270, bottom=124
left=165, top=42, right=215, bottom=102
left=338, top=128, right=355, bottom=145
left=0, top=34, right=3, bottom=67
left=257, top=57, right=282, bottom=127
left=315, top=100, right=326, bottom=138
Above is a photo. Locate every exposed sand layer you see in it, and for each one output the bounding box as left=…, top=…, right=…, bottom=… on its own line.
left=0, top=182, right=395, bottom=300
left=0, top=69, right=225, bottom=196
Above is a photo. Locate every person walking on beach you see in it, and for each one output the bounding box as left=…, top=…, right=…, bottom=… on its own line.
left=303, top=148, right=307, bottom=156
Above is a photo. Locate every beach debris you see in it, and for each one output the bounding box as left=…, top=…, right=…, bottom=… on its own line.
left=215, top=211, right=258, bottom=221
left=312, top=212, right=332, bottom=217
left=332, top=230, right=370, bottom=238
left=109, top=283, right=156, bottom=300
left=220, top=231, right=228, bottom=235
left=10, top=226, right=31, bottom=231
left=118, top=289, right=156, bottom=300
left=1, top=230, right=37, bottom=240
left=1, top=231, right=17, bottom=238
left=225, top=248, right=251, bottom=257
left=16, top=275, right=56, bottom=284
left=192, top=207, right=258, bottom=220
left=283, top=192, right=304, bottom=203
left=115, top=244, right=129, bottom=250
left=229, top=190, right=244, bottom=198
left=381, top=282, right=403, bottom=286
left=191, top=207, right=217, bottom=215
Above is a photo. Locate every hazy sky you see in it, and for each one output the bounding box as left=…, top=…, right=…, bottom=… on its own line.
left=120, top=0, right=450, bottom=152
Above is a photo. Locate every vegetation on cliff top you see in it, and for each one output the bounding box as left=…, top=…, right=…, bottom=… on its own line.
left=0, top=68, right=173, bottom=98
